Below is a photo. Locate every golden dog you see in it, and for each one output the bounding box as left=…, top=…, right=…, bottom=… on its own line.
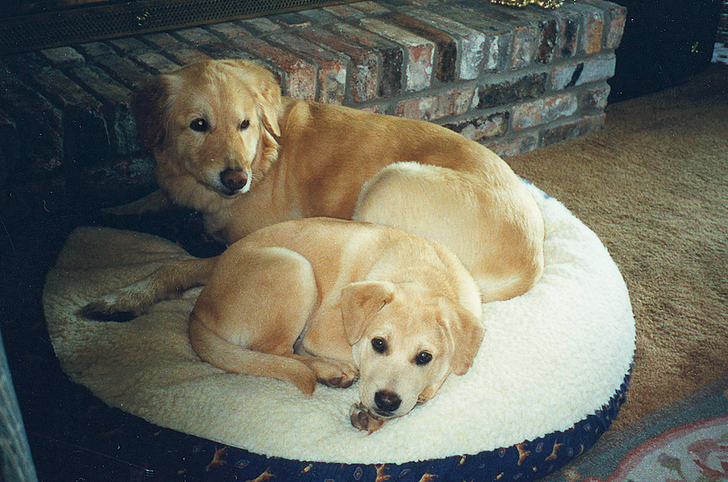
left=111, top=59, right=543, bottom=308
left=186, top=218, right=484, bottom=432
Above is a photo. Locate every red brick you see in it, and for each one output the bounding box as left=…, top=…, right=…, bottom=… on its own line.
left=380, top=12, right=458, bottom=83
left=551, top=61, right=583, bottom=90
left=714, top=44, right=728, bottom=64
left=604, top=4, right=627, bottom=50
left=323, top=4, right=366, bottom=19
left=358, top=104, right=388, bottom=115
left=396, top=0, right=441, bottom=5
left=64, top=65, right=130, bottom=107
left=108, top=37, right=149, bottom=56
left=236, top=17, right=282, bottom=35
left=579, top=54, right=616, bottom=84
left=534, top=18, right=558, bottom=64
left=443, top=111, right=509, bottom=142
left=68, top=64, right=140, bottom=155
left=268, top=12, right=312, bottom=28
left=350, top=1, right=391, bottom=15
left=551, top=55, right=615, bottom=90
left=511, top=93, right=578, bottom=130
left=510, top=24, right=538, bottom=70
left=504, top=6, right=560, bottom=65
left=554, top=8, right=582, bottom=58
left=394, top=86, right=475, bottom=121
left=5, top=53, right=111, bottom=165
left=360, top=17, right=435, bottom=92
left=267, top=33, right=347, bottom=104
left=539, top=113, right=605, bottom=147
left=75, top=42, right=116, bottom=59
left=434, top=5, right=513, bottom=73
left=580, top=0, right=626, bottom=50
left=330, top=22, right=403, bottom=97
left=409, top=9, right=487, bottom=80
left=6, top=54, right=96, bottom=111
left=297, top=27, right=380, bottom=103
left=133, top=51, right=181, bottom=74
left=230, top=37, right=317, bottom=101
left=164, top=46, right=212, bottom=65
left=38, top=46, right=85, bottom=67
left=89, top=55, right=152, bottom=91
left=298, top=7, right=338, bottom=23
left=487, top=131, right=539, bottom=158
left=77, top=156, right=156, bottom=208
left=579, top=83, right=611, bottom=111
left=175, top=27, right=220, bottom=46
left=196, top=42, right=253, bottom=61
left=206, top=22, right=249, bottom=40
left=476, top=71, right=548, bottom=109
left=576, top=4, right=605, bottom=55
left=141, top=32, right=180, bottom=51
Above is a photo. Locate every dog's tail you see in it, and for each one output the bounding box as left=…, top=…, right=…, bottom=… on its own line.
left=80, top=257, right=218, bottom=321
left=188, top=312, right=317, bottom=395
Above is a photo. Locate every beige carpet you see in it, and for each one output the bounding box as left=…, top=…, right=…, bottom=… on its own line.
left=506, top=64, right=728, bottom=430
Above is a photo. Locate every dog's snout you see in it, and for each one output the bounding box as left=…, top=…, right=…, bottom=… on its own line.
left=220, top=168, right=248, bottom=192
left=374, top=390, right=401, bottom=415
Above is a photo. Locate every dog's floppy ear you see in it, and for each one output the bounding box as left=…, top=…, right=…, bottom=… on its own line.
left=440, top=302, right=485, bottom=376
left=225, top=59, right=282, bottom=137
left=340, top=281, right=395, bottom=345
left=254, top=74, right=282, bottom=138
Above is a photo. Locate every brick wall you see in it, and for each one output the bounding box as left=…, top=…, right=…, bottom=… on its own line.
left=714, top=0, right=728, bottom=64
left=0, top=0, right=626, bottom=222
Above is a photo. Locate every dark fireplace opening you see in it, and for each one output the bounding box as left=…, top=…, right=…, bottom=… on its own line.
left=1, top=0, right=355, bottom=53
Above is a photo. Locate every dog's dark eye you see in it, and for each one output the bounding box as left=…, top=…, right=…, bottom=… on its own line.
left=190, top=118, right=209, bottom=132
left=371, top=338, right=387, bottom=354
left=239, top=119, right=250, bottom=130
left=415, top=352, right=432, bottom=366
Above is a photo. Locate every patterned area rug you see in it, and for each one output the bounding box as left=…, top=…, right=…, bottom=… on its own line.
left=542, top=376, right=728, bottom=482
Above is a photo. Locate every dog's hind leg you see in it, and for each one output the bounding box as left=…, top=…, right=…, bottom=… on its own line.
left=80, top=257, right=218, bottom=321
left=354, top=162, right=489, bottom=272
left=354, top=162, right=544, bottom=301
left=190, top=245, right=357, bottom=394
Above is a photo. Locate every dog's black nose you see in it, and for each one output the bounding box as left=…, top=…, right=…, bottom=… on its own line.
left=220, top=169, right=247, bottom=192
left=374, top=390, right=401, bottom=414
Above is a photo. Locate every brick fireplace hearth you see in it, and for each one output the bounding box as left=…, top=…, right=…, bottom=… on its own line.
left=0, top=0, right=625, bottom=223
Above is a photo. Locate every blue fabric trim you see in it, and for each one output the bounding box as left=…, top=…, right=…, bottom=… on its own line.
left=179, top=370, right=631, bottom=482
left=520, top=176, right=551, bottom=199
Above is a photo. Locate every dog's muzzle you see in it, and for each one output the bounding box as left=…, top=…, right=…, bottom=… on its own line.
left=220, top=168, right=248, bottom=195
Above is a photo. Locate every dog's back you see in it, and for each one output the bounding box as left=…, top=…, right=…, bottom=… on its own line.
left=131, top=59, right=544, bottom=303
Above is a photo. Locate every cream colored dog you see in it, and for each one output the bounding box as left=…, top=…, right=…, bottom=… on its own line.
left=100, top=58, right=543, bottom=316
left=186, top=218, right=484, bottom=432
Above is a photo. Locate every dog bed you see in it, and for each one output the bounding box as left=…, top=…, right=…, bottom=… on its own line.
left=43, top=185, right=635, bottom=481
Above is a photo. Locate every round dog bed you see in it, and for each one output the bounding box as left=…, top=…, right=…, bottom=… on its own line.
left=43, top=185, right=635, bottom=481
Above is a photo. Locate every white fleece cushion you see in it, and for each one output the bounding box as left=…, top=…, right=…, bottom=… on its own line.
left=43, top=186, right=635, bottom=465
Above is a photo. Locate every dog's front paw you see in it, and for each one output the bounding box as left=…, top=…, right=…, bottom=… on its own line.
left=308, top=358, right=359, bottom=389
left=350, top=403, right=385, bottom=433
